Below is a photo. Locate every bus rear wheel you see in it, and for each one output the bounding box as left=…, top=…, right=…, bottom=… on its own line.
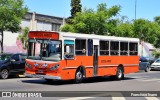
left=116, top=67, right=124, bottom=80
left=75, top=70, right=83, bottom=83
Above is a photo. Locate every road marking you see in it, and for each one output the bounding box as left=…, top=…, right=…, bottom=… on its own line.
left=112, top=97, right=126, bottom=100
left=145, top=97, right=159, bottom=100
left=60, top=92, right=125, bottom=100
left=132, top=77, right=160, bottom=82
left=133, top=78, right=160, bottom=82
left=59, top=97, right=94, bottom=100
left=112, top=92, right=125, bottom=100
left=60, top=97, right=159, bottom=100
left=129, top=76, right=152, bottom=79
left=133, top=78, right=149, bottom=81
left=140, top=78, right=160, bottom=82
left=59, top=93, right=106, bottom=100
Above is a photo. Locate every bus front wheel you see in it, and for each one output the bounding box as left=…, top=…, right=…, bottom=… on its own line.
left=75, top=70, right=83, bottom=83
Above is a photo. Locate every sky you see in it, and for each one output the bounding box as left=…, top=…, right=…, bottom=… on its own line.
left=23, top=0, right=160, bottom=21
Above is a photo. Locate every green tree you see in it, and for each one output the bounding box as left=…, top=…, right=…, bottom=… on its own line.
left=17, top=27, right=29, bottom=50
left=60, top=24, right=75, bottom=32
left=66, top=0, right=82, bottom=24
left=108, top=15, right=132, bottom=37
left=106, top=19, right=120, bottom=36
left=116, top=23, right=134, bottom=37
left=0, top=0, right=28, bottom=53
left=154, top=16, right=160, bottom=25
left=133, top=19, right=151, bottom=39
left=133, top=19, right=160, bottom=47
left=71, top=0, right=82, bottom=18
left=153, top=16, right=160, bottom=48
left=73, top=8, right=97, bottom=34
left=152, top=50, right=160, bottom=58
left=62, top=3, right=120, bottom=35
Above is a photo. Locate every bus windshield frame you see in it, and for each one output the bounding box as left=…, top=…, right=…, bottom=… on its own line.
left=28, top=39, right=62, bottom=61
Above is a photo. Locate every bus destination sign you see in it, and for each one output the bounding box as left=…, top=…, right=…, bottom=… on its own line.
left=29, top=31, right=59, bottom=40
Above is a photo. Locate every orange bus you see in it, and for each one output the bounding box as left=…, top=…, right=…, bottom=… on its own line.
left=24, top=31, right=139, bottom=83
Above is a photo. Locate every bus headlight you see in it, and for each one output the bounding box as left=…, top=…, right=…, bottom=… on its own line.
left=50, top=64, right=59, bottom=71
left=25, top=62, right=32, bottom=69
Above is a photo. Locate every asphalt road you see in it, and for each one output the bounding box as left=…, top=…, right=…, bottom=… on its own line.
left=0, top=70, right=160, bottom=100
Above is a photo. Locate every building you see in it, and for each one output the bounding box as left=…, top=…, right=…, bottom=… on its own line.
left=21, top=12, right=64, bottom=31
left=139, top=42, right=156, bottom=57
left=1, top=12, right=64, bottom=53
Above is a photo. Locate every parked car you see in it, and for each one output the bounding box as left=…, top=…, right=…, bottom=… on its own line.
left=139, top=56, right=151, bottom=72
left=0, top=53, right=26, bottom=79
left=150, top=59, right=160, bottom=71
left=145, top=57, right=157, bottom=65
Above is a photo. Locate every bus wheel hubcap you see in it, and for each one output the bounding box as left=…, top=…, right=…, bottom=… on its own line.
left=76, top=71, right=82, bottom=80
left=118, top=69, right=122, bottom=78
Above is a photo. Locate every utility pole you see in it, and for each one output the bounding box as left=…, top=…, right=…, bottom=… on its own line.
left=141, top=33, right=144, bottom=57
left=135, top=0, right=137, bottom=20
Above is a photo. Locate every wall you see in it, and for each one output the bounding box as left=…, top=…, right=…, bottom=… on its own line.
left=0, top=31, right=27, bottom=53
left=0, top=12, right=63, bottom=53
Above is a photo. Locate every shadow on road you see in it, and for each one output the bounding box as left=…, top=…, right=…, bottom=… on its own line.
left=150, top=70, right=160, bottom=71
left=22, top=79, right=75, bottom=85
left=1, top=76, right=27, bottom=80
left=21, top=76, right=136, bottom=85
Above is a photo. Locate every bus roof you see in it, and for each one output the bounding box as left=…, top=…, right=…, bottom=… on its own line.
left=60, top=32, right=139, bottom=42
left=29, top=31, right=139, bottom=42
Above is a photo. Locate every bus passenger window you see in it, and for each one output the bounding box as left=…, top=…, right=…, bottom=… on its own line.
left=120, top=42, right=128, bottom=56
left=75, top=39, right=86, bottom=55
left=129, top=43, right=138, bottom=55
left=100, top=40, right=109, bottom=55
left=64, top=40, right=74, bottom=59
left=110, top=41, right=119, bottom=56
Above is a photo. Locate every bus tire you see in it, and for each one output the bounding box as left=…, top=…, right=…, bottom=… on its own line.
left=0, top=69, right=9, bottom=79
left=75, top=69, right=83, bottom=83
left=116, top=67, right=124, bottom=80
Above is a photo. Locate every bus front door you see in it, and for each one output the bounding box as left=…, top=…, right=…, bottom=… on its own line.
left=93, top=45, right=98, bottom=76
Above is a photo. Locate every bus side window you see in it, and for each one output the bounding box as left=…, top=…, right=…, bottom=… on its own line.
left=100, top=40, right=109, bottom=56
left=88, top=39, right=93, bottom=56
left=75, top=39, right=86, bottom=55
left=64, top=40, right=74, bottom=59
left=120, top=42, right=128, bottom=56
left=129, top=43, right=138, bottom=55
left=110, top=41, right=119, bottom=56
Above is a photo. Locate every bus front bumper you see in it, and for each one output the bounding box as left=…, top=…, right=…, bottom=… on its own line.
left=24, top=73, right=61, bottom=80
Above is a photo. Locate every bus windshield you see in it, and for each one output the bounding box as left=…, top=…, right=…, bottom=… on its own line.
left=28, top=39, right=61, bottom=61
